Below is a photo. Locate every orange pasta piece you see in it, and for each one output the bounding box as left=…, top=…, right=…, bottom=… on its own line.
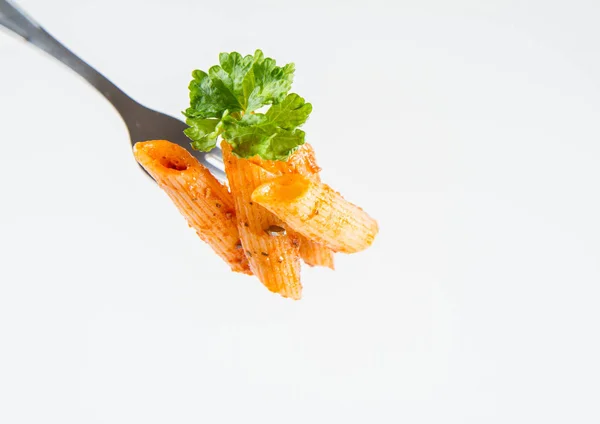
left=291, top=145, right=335, bottom=269
left=247, top=143, right=321, bottom=175
left=250, top=144, right=335, bottom=269
left=252, top=174, right=378, bottom=253
left=134, top=140, right=251, bottom=274
left=299, top=239, right=335, bottom=269
left=222, top=142, right=302, bottom=299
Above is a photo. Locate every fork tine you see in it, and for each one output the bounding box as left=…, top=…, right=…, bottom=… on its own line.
left=208, top=147, right=224, bottom=163
left=200, top=159, right=227, bottom=182
left=204, top=149, right=225, bottom=171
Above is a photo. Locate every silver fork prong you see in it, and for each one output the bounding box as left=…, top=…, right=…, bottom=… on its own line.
left=208, top=148, right=224, bottom=163
left=200, top=159, right=227, bottom=182
left=205, top=150, right=225, bottom=171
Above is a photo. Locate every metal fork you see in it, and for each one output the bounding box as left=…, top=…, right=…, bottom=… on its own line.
left=0, top=0, right=225, bottom=180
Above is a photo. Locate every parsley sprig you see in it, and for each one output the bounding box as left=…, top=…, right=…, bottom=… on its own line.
left=183, top=50, right=312, bottom=161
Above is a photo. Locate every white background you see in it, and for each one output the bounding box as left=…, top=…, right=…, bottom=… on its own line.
left=1, top=0, right=599, bottom=423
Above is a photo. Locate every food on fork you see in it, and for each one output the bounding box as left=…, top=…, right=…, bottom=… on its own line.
left=249, top=143, right=335, bottom=269
left=222, top=141, right=302, bottom=299
left=252, top=174, right=378, bottom=254
left=134, top=50, right=377, bottom=299
left=133, top=140, right=251, bottom=274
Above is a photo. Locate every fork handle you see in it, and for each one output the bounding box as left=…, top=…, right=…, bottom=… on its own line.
left=0, top=0, right=136, bottom=116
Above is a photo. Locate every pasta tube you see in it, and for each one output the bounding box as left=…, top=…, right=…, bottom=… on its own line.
left=134, top=140, right=251, bottom=274
left=222, top=142, right=302, bottom=299
left=252, top=174, right=378, bottom=254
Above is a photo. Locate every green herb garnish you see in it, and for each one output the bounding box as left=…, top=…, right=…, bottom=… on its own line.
left=183, top=50, right=312, bottom=161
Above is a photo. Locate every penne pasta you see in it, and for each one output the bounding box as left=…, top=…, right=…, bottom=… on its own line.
left=252, top=174, right=378, bottom=254
left=222, top=142, right=302, bottom=299
left=134, top=140, right=251, bottom=274
left=250, top=144, right=335, bottom=269
left=247, top=143, right=321, bottom=176
left=291, top=145, right=335, bottom=269
left=299, top=239, right=335, bottom=269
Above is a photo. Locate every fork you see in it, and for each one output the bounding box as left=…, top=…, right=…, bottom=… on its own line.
left=0, top=0, right=225, bottom=180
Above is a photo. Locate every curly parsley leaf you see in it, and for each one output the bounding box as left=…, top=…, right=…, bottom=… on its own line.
left=183, top=117, right=222, bottom=152
left=183, top=50, right=311, bottom=161
left=266, top=93, right=312, bottom=130
left=184, top=70, right=239, bottom=119
left=246, top=50, right=295, bottom=112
